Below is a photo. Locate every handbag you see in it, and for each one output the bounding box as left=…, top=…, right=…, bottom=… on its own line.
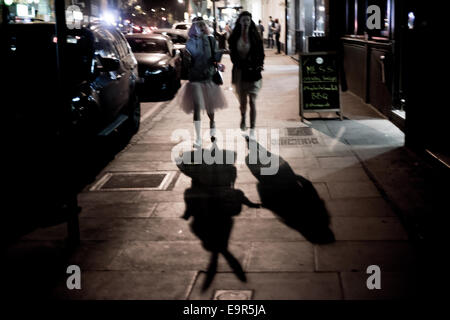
left=212, top=68, right=223, bottom=85
left=208, top=36, right=223, bottom=86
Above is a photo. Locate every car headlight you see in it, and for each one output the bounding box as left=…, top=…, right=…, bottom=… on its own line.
left=145, top=66, right=170, bottom=76
left=145, top=69, right=162, bottom=75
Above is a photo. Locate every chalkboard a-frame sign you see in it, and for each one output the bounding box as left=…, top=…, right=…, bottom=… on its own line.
left=299, top=52, right=342, bottom=121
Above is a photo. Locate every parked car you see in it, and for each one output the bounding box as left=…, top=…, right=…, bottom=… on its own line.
left=126, top=33, right=182, bottom=98
left=5, top=22, right=140, bottom=136
left=2, top=21, right=140, bottom=238
left=172, top=22, right=191, bottom=30
left=151, top=28, right=188, bottom=50
left=172, top=21, right=214, bottom=34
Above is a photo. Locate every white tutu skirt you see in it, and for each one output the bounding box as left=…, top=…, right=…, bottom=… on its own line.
left=177, top=80, right=228, bottom=114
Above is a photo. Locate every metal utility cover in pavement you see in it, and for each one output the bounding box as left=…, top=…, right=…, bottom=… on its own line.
left=213, top=290, right=253, bottom=300
left=286, top=127, right=313, bottom=136
left=89, top=171, right=176, bottom=191
left=274, top=137, right=320, bottom=146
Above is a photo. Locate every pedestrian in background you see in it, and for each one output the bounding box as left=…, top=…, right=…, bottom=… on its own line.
left=274, top=18, right=281, bottom=54
left=224, top=22, right=232, bottom=51
left=257, top=20, right=265, bottom=42
left=267, top=16, right=274, bottom=48
left=225, top=22, right=232, bottom=38
left=177, top=17, right=227, bottom=148
left=228, top=11, right=265, bottom=140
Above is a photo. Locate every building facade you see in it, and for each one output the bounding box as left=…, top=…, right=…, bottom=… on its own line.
left=2, top=0, right=113, bottom=24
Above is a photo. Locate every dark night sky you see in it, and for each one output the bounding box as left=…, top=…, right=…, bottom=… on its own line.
left=141, top=0, right=186, bottom=21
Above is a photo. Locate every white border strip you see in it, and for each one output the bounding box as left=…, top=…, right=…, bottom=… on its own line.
left=89, top=171, right=176, bottom=191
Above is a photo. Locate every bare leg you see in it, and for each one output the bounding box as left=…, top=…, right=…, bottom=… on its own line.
left=207, top=112, right=215, bottom=128
left=208, top=112, right=216, bottom=142
left=239, top=92, right=247, bottom=131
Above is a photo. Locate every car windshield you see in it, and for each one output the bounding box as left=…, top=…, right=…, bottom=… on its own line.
left=127, top=38, right=168, bottom=53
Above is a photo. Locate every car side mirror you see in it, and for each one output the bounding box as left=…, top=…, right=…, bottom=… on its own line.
left=100, top=56, right=120, bottom=72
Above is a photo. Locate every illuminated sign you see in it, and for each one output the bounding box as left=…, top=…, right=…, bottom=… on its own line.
left=17, top=4, right=33, bottom=17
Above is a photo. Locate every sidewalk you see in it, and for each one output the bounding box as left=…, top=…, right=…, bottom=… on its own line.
left=4, top=49, right=425, bottom=300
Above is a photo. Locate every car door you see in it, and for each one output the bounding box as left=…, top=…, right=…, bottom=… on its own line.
left=91, top=29, right=123, bottom=122
left=110, top=29, right=138, bottom=109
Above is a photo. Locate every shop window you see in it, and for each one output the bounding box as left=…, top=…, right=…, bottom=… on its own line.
left=345, top=0, right=355, bottom=34
left=345, top=0, right=391, bottom=38
left=345, top=0, right=365, bottom=35
left=366, top=0, right=390, bottom=38
left=313, top=0, right=326, bottom=36
left=356, top=0, right=367, bottom=35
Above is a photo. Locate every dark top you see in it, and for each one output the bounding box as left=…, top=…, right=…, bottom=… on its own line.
left=228, top=30, right=264, bottom=83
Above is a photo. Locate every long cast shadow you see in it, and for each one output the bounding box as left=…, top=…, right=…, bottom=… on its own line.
left=245, top=140, right=335, bottom=244
left=177, top=147, right=259, bottom=291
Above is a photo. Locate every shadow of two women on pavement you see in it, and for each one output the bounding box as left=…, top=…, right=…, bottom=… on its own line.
left=245, top=139, right=335, bottom=244
left=177, top=147, right=259, bottom=291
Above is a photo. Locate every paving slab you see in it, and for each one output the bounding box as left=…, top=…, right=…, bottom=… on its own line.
left=326, top=181, right=381, bottom=199
left=317, top=156, right=361, bottom=169
left=78, top=190, right=141, bottom=205
left=76, top=217, right=153, bottom=241
left=330, top=217, right=408, bottom=240
left=340, top=271, right=417, bottom=300
left=325, top=198, right=396, bottom=217
left=309, top=145, right=354, bottom=157
left=116, top=151, right=174, bottom=162
left=108, top=241, right=249, bottom=272
left=315, top=241, right=416, bottom=272
left=104, top=161, right=179, bottom=172
left=307, top=167, right=371, bottom=183
left=67, top=240, right=125, bottom=270
left=189, top=272, right=342, bottom=300
left=23, top=217, right=196, bottom=242
left=246, top=241, right=315, bottom=272
left=81, top=202, right=157, bottom=218
left=53, top=271, right=196, bottom=300
left=230, top=218, right=306, bottom=242
left=153, top=202, right=187, bottom=218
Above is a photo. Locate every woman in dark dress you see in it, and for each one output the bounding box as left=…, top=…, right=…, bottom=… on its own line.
left=228, top=11, right=265, bottom=140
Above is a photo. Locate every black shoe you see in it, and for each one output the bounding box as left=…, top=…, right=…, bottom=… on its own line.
left=240, top=117, right=247, bottom=131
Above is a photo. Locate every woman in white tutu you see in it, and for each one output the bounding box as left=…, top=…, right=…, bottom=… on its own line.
left=178, top=17, right=227, bottom=148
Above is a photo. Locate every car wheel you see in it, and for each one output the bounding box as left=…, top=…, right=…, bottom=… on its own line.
left=123, top=94, right=141, bottom=135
